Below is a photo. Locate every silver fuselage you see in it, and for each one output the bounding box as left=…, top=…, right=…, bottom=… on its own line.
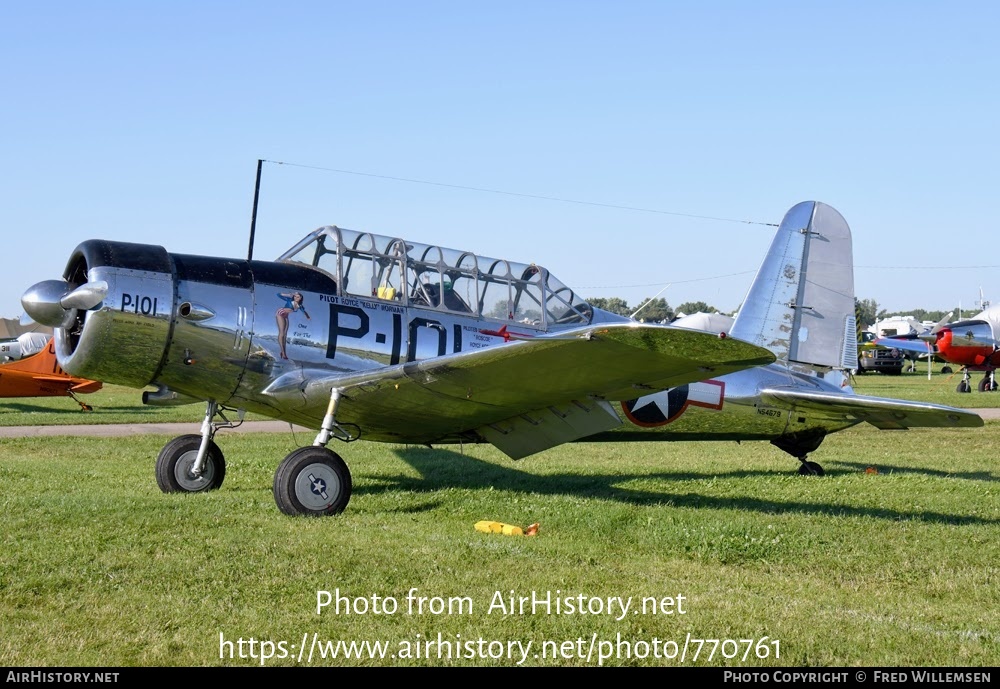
left=607, top=364, right=858, bottom=442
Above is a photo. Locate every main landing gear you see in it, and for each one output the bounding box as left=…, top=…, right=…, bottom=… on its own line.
left=155, top=401, right=231, bottom=493
left=978, top=370, right=997, bottom=392
left=956, top=369, right=997, bottom=393
left=155, top=393, right=358, bottom=517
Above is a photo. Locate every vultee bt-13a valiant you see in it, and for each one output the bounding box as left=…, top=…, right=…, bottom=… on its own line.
left=21, top=201, right=981, bottom=515
left=21, top=221, right=776, bottom=516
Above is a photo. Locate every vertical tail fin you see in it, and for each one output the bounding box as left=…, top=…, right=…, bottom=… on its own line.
left=729, top=201, right=856, bottom=369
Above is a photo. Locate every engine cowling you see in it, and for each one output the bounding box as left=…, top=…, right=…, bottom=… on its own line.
left=23, top=240, right=176, bottom=388
left=23, top=239, right=340, bottom=411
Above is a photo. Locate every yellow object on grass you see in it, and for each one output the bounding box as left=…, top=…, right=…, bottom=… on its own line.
left=474, top=520, right=539, bottom=536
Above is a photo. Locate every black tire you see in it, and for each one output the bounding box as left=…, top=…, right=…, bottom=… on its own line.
left=798, top=461, right=824, bottom=476
left=957, top=380, right=972, bottom=393
left=155, top=434, right=226, bottom=493
left=978, top=377, right=997, bottom=392
left=941, top=366, right=953, bottom=374
left=273, top=447, right=352, bottom=517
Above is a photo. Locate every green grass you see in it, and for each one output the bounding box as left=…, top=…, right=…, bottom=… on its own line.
left=0, top=385, right=239, bottom=426
left=1, top=423, right=997, bottom=666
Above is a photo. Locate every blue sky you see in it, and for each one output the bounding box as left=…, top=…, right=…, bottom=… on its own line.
left=3, top=2, right=998, bottom=319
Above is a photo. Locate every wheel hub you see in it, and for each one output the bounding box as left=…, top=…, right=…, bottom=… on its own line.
left=174, top=451, right=215, bottom=491
left=294, top=463, right=341, bottom=511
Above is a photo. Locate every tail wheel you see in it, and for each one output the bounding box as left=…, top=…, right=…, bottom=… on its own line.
left=155, top=434, right=226, bottom=493
left=798, top=461, right=825, bottom=476
left=273, top=447, right=352, bottom=517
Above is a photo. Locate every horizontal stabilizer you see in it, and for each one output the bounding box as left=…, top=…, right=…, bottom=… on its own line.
left=760, top=388, right=983, bottom=430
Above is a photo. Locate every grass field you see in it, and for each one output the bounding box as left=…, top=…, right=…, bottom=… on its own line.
left=0, top=367, right=997, bottom=667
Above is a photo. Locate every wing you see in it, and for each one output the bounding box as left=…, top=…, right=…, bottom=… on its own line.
left=760, top=388, right=983, bottom=430
left=874, top=337, right=933, bottom=355
left=263, top=323, right=775, bottom=452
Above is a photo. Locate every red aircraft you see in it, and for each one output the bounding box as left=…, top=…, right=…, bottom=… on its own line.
left=0, top=337, right=102, bottom=409
left=878, top=305, right=1000, bottom=392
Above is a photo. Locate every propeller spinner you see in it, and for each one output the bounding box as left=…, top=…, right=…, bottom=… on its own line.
left=21, top=279, right=108, bottom=329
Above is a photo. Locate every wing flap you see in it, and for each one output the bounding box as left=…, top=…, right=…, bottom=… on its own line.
left=760, top=388, right=983, bottom=430
left=477, top=399, right=623, bottom=460
left=264, top=323, right=774, bottom=444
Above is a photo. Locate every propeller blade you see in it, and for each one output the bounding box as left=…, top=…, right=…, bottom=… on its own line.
left=60, top=281, right=108, bottom=310
left=930, top=311, right=954, bottom=335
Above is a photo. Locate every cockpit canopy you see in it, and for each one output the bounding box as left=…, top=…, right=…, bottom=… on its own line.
left=278, top=226, right=593, bottom=329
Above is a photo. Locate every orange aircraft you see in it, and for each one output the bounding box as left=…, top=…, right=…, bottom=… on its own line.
left=0, top=337, right=102, bottom=410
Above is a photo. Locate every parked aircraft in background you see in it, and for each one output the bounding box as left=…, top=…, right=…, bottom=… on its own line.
left=1, top=332, right=51, bottom=362
left=879, top=306, right=1000, bottom=392
left=0, top=337, right=102, bottom=410
left=596, top=201, right=982, bottom=472
left=21, top=224, right=775, bottom=516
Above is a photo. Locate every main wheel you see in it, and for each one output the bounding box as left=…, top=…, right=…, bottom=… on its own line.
left=957, top=380, right=972, bottom=393
left=273, top=447, right=352, bottom=517
left=155, top=434, right=226, bottom=493
left=978, top=377, right=997, bottom=392
left=798, top=461, right=824, bottom=476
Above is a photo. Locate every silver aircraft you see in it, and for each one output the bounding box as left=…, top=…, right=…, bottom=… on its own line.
left=20, top=200, right=982, bottom=516
left=20, top=220, right=777, bottom=516
left=598, top=201, right=983, bottom=473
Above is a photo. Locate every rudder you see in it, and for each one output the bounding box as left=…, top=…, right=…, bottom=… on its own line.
left=729, top=201, right=856, bottom=369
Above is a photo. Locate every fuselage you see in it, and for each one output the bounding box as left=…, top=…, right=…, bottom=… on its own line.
left=605, top=364, right=859, bottom=443
left=33, top=230, right=623, bottom=435
left=933, top=318, right=999, bottom=370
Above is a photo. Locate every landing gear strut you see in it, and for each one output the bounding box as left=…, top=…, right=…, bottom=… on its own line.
left=978, top=371, right=997, bottom=392
left=155, top=400, right=240, bottom=493
left=273, top=388, right=357, bottom=516
left=957, top=370, right=972, bottom=393
left=67, top=390, right=93, bottom=411
left=797, top=458, right=825, bottom=476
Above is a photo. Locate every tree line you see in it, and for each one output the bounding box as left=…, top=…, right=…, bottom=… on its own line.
left=587, top=298, right=720, bottom=323
left=854, top=298, right=965, bottom=329
left=588, top=296, right=964, bottom=329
